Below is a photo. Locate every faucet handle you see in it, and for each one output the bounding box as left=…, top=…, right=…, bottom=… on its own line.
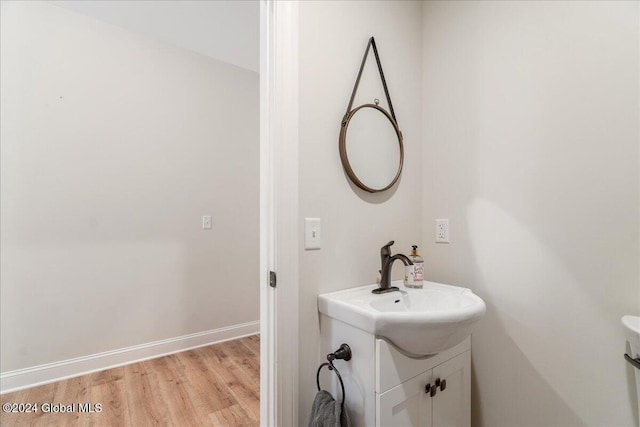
left=380, top=241, right=394, bottom=269
left=381, top=241, right=394, bottom=265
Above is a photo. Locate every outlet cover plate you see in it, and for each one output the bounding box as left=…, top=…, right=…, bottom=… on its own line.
left=436, top=219, right=449, bottom=243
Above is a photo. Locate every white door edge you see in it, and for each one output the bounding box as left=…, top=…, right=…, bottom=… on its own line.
left=260, top=1, right=299, bottom=426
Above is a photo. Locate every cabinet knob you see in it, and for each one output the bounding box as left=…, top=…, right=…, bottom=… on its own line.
left=425, top=383, right=437, bottom=396
left=432, top=378, right=446, bottom=393
left=428, top=379, right=446, bottom=396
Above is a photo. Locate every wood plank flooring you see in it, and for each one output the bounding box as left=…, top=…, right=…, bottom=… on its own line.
left=0, top=335, right=260, bottom=427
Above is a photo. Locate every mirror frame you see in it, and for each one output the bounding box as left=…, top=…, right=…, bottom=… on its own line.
left=339, top=103, right=404, bottom=193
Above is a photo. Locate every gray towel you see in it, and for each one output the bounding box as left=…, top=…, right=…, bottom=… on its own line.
left=308, top=390, right=352, bottom=427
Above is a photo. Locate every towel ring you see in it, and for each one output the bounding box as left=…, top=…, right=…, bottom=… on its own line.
left=316, top=362, right=346, bottom=410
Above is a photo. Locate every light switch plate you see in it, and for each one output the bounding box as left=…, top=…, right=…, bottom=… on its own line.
left=305, top=218, right=321, bottom=250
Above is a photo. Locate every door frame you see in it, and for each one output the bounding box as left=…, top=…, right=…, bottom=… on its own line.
left=260, top=1, right=299, bottom=425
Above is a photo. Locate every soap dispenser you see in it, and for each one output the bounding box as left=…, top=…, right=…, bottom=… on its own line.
left=405, top=245, right=424, bottom=288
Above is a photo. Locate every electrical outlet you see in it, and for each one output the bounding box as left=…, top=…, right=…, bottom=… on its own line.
left=202, top=215, right=212, bottom=230
left=436, top=219, right=449, bottom=243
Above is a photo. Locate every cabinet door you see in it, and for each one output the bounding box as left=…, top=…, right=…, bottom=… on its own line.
left=432, top=351, right=471, bottom=427
left=376, top=372, right=432, bottom=427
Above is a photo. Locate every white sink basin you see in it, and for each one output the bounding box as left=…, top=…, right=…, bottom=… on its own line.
left=622, top=315, right=640, bottom=358
left=318, top=280, right=486, bottom=356
left=622, top=315, right=640, bottom=423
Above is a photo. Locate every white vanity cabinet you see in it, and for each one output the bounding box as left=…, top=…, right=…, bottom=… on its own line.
left=319, top=314, right=472, bottom=427
left=376, top=350, right=470, bottom=427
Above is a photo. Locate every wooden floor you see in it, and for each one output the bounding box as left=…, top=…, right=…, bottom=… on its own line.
left=0, top=335, right=260, bottom=427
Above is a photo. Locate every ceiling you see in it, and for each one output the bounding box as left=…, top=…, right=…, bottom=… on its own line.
left=50, top=0, right=259, bottom=73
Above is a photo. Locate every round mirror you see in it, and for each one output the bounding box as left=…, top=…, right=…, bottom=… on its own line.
left=339, top=104, right=404, bottom=193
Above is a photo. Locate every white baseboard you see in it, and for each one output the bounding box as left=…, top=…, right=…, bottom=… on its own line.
left=0, top=320, right=259, bottom=394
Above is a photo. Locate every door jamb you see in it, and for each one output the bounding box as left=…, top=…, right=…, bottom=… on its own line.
left=260, top=1, right=299, bottom=425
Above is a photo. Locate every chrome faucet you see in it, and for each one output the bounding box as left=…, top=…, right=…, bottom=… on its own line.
left=373, top=241, right=413, bottom=294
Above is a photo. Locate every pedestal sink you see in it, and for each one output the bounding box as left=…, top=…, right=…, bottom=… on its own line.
left=318, top=280, right=486, bottom=355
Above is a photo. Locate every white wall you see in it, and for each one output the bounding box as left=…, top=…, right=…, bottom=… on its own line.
left=422, top=1, right=639, bottom=426
left=0, top=1, right=259, bottom=373
left=297, top=1, right=423, bottom=423
left=50, top=0, right=260, bottom=73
